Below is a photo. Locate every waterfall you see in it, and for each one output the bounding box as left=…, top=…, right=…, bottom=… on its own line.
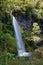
left=13, top=16, right=32, bottom=57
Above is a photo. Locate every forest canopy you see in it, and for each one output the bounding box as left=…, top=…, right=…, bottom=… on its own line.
left=0, top=0, right=43, bottom=19
left=0, top=1, right=43, bottom=65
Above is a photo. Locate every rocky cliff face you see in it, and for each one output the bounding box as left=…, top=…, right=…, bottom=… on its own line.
left=12, top=10, right=32, bottom=29
left=38, top=20, right=43, bottom=34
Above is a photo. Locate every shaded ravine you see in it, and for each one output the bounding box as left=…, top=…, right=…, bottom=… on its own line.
left=13, top=16, right=32, bottom=57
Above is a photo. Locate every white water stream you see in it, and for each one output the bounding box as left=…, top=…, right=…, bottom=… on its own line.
left=13, top=16, right=32, bottom=57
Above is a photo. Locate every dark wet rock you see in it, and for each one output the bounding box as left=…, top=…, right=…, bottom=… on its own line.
left=12, top=10, right=32, bottom=29
left=15, top=15, right=32, bottom=29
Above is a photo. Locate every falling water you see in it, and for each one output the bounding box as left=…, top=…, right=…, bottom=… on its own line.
left=13, top=16, right=32, bottom=57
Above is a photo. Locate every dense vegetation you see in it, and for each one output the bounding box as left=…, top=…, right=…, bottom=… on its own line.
left=0, top=0, right=43, bottom=65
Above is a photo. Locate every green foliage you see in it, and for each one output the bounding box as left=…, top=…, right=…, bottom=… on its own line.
left=0, top=32, right=17, bottom=55
left=31, top=22, right=41, bottom=43
left=32, top=22, right=41, bottom=34
left=21, top=27, right=36, bottom=51
left=0, top=0, right=43, bottom=65
left=0, top=21, right=17, bottom=56
left=0, top=56, right=43, bottom=65
left=0, top=0, right=43, bottom=19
